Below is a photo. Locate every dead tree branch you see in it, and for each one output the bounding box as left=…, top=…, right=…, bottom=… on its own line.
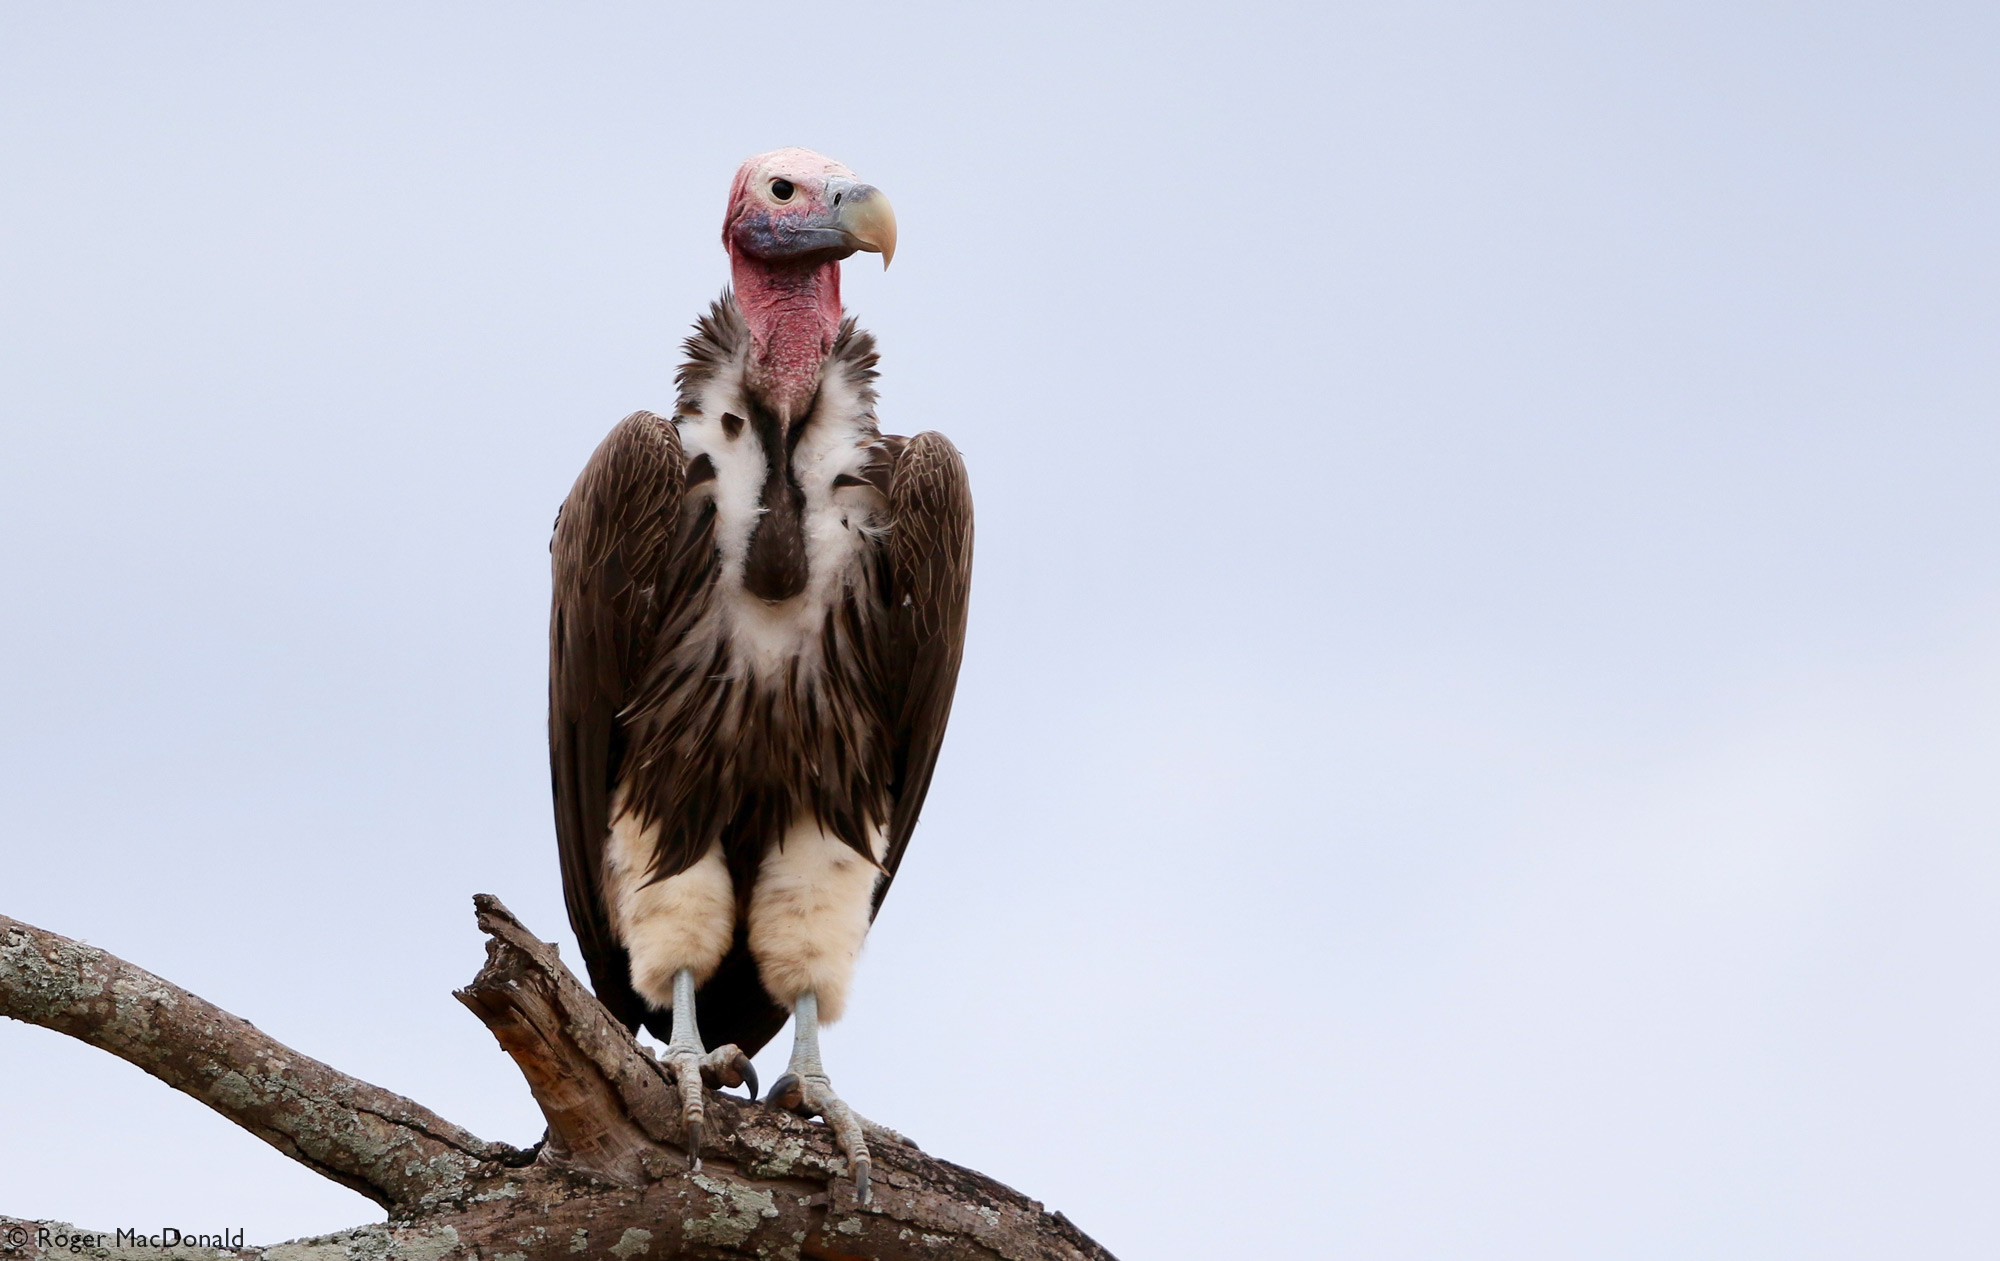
left=0, top=900, right=1114, bottom=1261
left=0, top=911, right=517, bottom=1214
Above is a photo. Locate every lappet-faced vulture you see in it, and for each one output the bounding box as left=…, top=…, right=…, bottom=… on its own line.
left=549, top=148, right=972, bottom=1202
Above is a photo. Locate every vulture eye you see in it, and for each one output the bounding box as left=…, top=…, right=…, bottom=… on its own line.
left=770, top=179, right=795, bottom=201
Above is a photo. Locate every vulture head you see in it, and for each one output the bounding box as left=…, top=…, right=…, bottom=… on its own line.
left=724, top=148, right=897, bottom=270
left=723, top=148, right=896, bottom=415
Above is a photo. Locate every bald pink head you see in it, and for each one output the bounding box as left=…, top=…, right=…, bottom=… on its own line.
left=722, top=149, right=896, bottom=418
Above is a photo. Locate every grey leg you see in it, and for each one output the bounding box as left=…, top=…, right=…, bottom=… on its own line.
left=765, top=991, right=913, bottom=1206
left=661, top=967, right=757, bottom=1170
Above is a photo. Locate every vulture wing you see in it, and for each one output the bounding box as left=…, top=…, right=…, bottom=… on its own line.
left=873, top=430, right=976, bottom=914
left=549, top=410, right=691, bottom=1037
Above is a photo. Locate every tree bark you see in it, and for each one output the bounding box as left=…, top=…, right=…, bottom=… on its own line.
left=0, top=900, right=1113, bottom=1261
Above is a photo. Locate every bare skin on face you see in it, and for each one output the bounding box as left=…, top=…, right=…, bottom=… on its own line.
left=724, top=148, right=896, bottom=419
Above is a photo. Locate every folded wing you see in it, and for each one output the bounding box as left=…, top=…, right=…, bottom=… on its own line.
left=549, top=410, right=694, bottom=1036
left=875, top=430, right=976, bottom=914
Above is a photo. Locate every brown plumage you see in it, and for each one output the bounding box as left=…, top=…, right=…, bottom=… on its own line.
left=549, top=295, right=972, bottom=1057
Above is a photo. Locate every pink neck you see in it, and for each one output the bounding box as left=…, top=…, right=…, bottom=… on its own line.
left=730, top=253, right=843, bottom=418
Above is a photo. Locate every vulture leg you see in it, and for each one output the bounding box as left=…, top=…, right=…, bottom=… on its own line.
left=661, top=966, right=758, bottom=1169
left=765, top=991, right=914, bottom=1206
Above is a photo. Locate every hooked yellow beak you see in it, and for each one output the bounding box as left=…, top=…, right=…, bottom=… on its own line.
left=832, top=183, right=897, bottom=269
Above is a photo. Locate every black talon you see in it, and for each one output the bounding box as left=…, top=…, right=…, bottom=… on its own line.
left=686, top=1118, right=703, bottom=1172
left=854, top=1155, right=872, bottom=1207
left=767, top=1071, right=804, bottom=1112
left=738, top=1055, right=760, bottom=1102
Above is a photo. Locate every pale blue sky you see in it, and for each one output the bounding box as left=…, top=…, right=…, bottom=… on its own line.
left=2, top=4, right=1996, bottom=1257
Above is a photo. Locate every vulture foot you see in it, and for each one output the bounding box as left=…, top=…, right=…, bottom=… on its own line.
left=656, top=967, right=756, bottom=1171
left=769, top=1069, right=918, bottom=1204
left=768, top=990, right=915, bottom=1206
left=664, top=1042, right=756, bottom=1169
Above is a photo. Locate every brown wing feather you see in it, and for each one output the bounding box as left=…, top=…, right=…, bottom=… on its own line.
left=549, top=410, right=687, bottom=1036
left=873, top=431, right=975, bottom=914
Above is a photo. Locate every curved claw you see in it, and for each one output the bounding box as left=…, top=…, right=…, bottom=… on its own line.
left=765, top=1071, right=805, bottom=1113
left=699, top=1045, right=758, bottom=1101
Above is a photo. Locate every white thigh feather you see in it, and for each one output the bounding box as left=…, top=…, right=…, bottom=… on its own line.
left=747, top=815, right=886, bottom=1023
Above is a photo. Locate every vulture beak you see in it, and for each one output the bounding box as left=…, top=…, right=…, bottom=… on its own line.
left=825, top=179, right=897, bottom=269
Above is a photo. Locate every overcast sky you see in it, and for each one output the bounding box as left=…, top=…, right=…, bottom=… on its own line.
left=2, top=4, right=1996, bottom=1258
